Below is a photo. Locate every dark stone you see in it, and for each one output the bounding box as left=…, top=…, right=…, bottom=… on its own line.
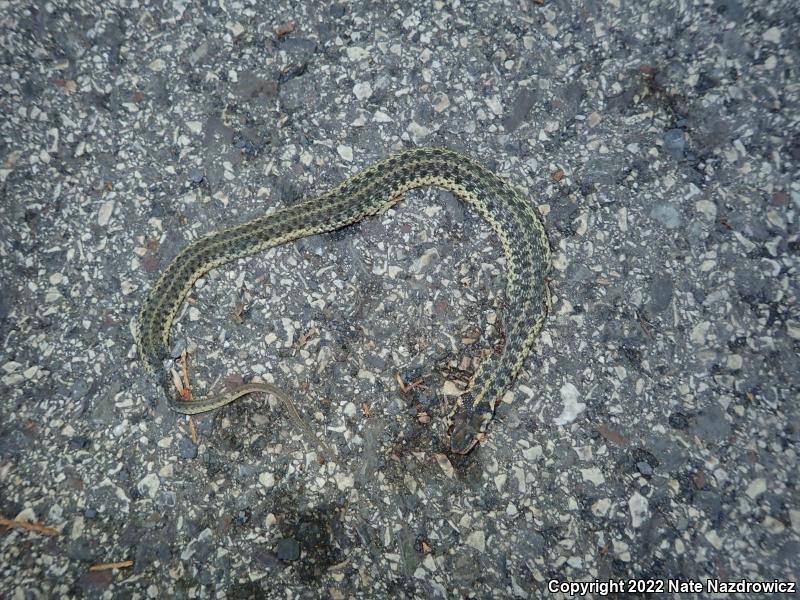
left=197, top=567, right=213, bottom=585
left=194, top=539, right=215, bottom=562
left=722, top=30, right=746, bottom=58
left=440, top=189, right=467, bottom=223
left=777, top=541, right=800, bottom=566
left=690, top=114, right=732, bottom=152
left=77, top=570, right=113, bottom=590
left=695, top=490, right=722, bottom=522
left=70, top=379, right=91, bottom=401
left=0, top=428, right=32, bottom=457
left=451, top=551, right=480, bottom=585
left=668, top=412, right=690, bottom=430
left=568, top=264, right=594, bottom=283
left=119, top=523, right=145, bottom=549
left=253, top=547, right=283, bottom=570
left=275, top=537, right=300, bottom=561
left=647, top=434, right=689, bottom=472
left=663, top=129, right=685, bottom=158
left=178, top=436, right=198, bottom=459
left=694, top=72, right=719, bottom=94
left=581, top=153, right=627, bottom=186
left=189, top=167, right=205, bottom=183
left=714, top=0, right=745, bottom=22
left=134, top=534, right=173, bottom=572
left=148, top=74, right=171, bottom=107
left=156, top=491, right=177, bottom=508
left=280, top=74, right=319, bottom=113
left=235, top=74, right=278, bottom=102
left=0, top=283, right=16, bottom=319
left=169, top=338, right=186, bottom=359
left=556, top=81, right=586, bottom=117
left=502, top=88, right=536, bottom=132
left=648, top=275, right=674, bottom=314
left=548, top=199, right=580, bottom=235
left=69, top=435, right=91, bottom=450
left=690, top=405, right=730, bottom=443
left=229, top=581, right=268, bottom=597
left=281, top=37, right=317, bottom=57
left=66, top=538, right=95, bottom=562
left=249, top=434, right=269, bottom=451
left=278, top=62, right=308, bottom=84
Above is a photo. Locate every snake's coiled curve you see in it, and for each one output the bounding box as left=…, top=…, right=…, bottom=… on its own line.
left=135, top=147, right=550, bottom=454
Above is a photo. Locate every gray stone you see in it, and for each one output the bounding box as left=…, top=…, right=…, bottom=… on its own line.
left=66, top=539, right=95, bottom=562
left=70, top=379, right=91, bottom=402
left=0, top=429, right=32, bottom=457
left=650, top=203, right=682, bottom=229
left=695, top=491, right=722, bottom=522
left=235, top=73, right=278, bottom=102
left=451, top=552, right=480, bottom=585
left=722, top=30, right=747, bottom=57
left=253, top=548, right=283, bottom=571
left=280, top=75, right=317, bottom=112
left=648, top=275, right=674, bottom=313
left=177, top=436, right=197, bottom=459
left=275, top=538, right=300, bottom=561
left=714, top=0, right=745, bottom=22
left=663, top=129, right=686, bottom=159
left=647, top=434, right=689, bottom=472
left=690, top=405, right=731, bottom=443
left=582, top=154, right=626, bottom=186
left=156, top=491, right=177, bottom=508
left=502, top=89, right=537, bottom=132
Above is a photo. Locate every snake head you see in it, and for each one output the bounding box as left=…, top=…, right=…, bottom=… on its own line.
left=448, top=411, right=484, bottom=455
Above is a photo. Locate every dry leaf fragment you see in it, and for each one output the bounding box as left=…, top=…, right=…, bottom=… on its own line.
left=189, top=418, right=198, bottom=445
left=0, top=516, right=59, bottom=536
left=89, top=560, right=134, bottom=572
left=180, top=350, right=191, bottom=391
left=395, top=372, right=424, bottom=393
left=595, top=423, right=630, bottom=446
left=171, top=368, right=185, bottom=396
left=295, top=326, right=319, bottom=350
left=433, top=453, right=455, bottom=478
left=275, top=22, right=295, bottom=38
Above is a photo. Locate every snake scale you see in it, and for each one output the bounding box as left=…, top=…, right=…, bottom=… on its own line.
left=136, top=147, right=550, bottom=454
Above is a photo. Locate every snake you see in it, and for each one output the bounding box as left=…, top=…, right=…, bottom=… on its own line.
left=135, top=147, right=550, bottom=454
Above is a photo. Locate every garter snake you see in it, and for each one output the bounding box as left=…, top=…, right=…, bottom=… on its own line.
left=135, top=147, right=550, bottom=454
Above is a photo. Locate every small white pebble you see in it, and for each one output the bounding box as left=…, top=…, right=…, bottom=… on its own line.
left=762, top=26, right=781, bottom=44
left=337, top=145, right=353, bottom=161
left=98, top=200, right=115, bottom=226
left=353, top=82, right=372, bottom=100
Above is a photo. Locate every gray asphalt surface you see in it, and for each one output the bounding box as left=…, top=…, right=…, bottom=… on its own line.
left=1, top=0, right=798, bottom=598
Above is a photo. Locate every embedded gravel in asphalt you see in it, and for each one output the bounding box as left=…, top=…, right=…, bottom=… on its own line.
left=1, top=0, right=798, bottom=597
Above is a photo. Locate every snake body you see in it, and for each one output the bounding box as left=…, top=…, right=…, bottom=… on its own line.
left=136, top=147, right=550, bottom=454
